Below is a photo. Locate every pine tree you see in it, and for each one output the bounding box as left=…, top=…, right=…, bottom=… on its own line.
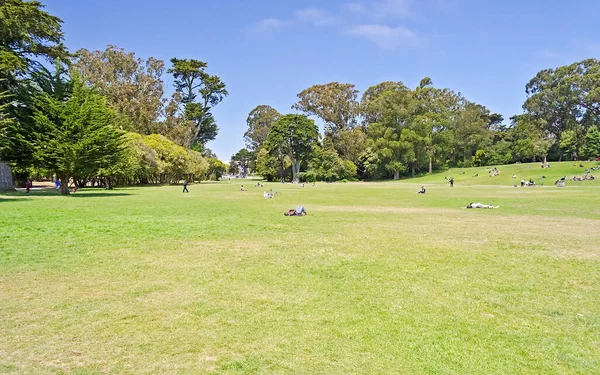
left=32, top=75, right=124, bottom=194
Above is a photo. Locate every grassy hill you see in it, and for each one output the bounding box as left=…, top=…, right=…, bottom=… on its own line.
left=409, top=161, right=600, bottom=187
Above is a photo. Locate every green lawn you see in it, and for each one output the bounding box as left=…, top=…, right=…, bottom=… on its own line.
left=1, top=162, right=599, bottom=374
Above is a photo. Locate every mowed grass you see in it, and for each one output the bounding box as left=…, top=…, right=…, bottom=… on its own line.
left=1, top=162, right=599, bottom=374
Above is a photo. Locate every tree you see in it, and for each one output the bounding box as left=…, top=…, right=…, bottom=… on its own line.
left=0, top=0, right=68, bottom=91
left=1, top=61, right=72, bottom=184
left=0, top=88, right=14, bottom=190
left=0, top=0, right=68, bottom=182
left=583, top=126, right=600, bottom=159
left=523, top=59, right=600, bottom=158
left=31, top=75, right=124, bottom=194
left=72, top=46, right=166, bottom=135
left=511, top=115, right=553, bottom=163
left=292, top=82, right=359, bottom=137
left=412, top=80, right=460, bottom=173
left=559, top=129, right=580, bottom=160
left=265, top=114, right=319, bottom=182
left=168, top=58, right=227, bottom=147
left=244, top=105, right=280, bottom=150
left=230, top=148, right=253, bottom=178
left=304, top=147, right=356, bottom=182
left=205, top=157, right=227, bottom=181
left=255, top=147, right=289, bottom=182
left=335, top=128, right=367, bottom=164
left=451, top=101, right=493, bottom=167
left=360, top=81, right=409, bottom=126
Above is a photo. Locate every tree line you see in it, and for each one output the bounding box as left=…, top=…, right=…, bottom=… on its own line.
left=233, top=64, right=600, bottom=182
left=0, top=0, right=228, bottom=193
left=2, top=1, right=600, bottom=191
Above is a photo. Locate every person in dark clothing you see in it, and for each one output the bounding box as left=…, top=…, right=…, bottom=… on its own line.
left=417, top=186, right=426, bottom=194
left=25, top=179, right=32, bottom=196
left=449, top=178, right=454, bottom=187
left=183, top=180, right=189, bottom=193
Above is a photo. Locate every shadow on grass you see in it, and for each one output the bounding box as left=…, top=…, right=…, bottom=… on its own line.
left=0, top=197, right=30, bottom=203
left=69, top=192, right=133, bottom=198
left=1, top=190, right=134, bottom=199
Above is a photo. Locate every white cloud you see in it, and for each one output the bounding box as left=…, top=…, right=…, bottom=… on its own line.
left=254, top=18, right=284, bottom=31
left=253, top=2, right=428, bottom=50
left=350, top=24, right=421, bottom=49
left=342, top=0, right=413, bottom=19
left=343, top=2, right=366, bottom=13
left=372, top=0, right=413, bottom=18
left=294, top=8, right=338, bottom=26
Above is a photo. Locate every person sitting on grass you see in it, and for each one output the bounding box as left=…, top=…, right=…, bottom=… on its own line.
left=284, top=206, right=308, bottom=216
left=264, top=191, right=274, bottom=198
left=240, top=185, right=246, bottom=191
left=466, top=202, right=499, bottom=209
left=416, top=186, right=426, bottom=194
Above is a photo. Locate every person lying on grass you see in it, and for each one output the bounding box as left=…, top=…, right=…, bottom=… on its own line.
left=284, top=206, right=308, bottom=216
left=465, top=202, right=499, bottom=209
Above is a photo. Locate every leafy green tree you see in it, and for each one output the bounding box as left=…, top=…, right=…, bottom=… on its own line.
left=244, top=105, right=280, bottom=150
left=523, top=59, right=600, bottom=158
left=304, top=147, right=357, bottom=182
left=265, top=114, right=319, bottom=182
left=361, top=82, right=413, bottom=178
left=255, top=147, right=289, bottom=182
left=168, top=58, right=227, bottom=147
left=451, top=101, right=493, bottom=167
left=230, top=148, right=253, bottom=178
left=583, top=126, right=600, bottom=159
left=335, top=128, right=367, bottom=164
left=559, top=129, right=580, bottom=160
left=360, top=81, right=409, bottom=126
left=72, top=46, right=166, bottom=135
left=511, top=115, right=554, bottom=163
left=292, top=83, right=359, bottom=137
left=144, top=134, right=193, bottom=183
left=31, top=75, right=124, bottom=194
left=205, top=157, right=227, bottom=181
left=412, top=79, right=460, bottom=173
left=356, top=147, right=381, bottom=180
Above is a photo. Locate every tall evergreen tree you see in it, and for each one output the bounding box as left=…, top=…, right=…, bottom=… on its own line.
left=168, top=58, right=227, bottom=147
left=31, top=75, right=124, bottom=194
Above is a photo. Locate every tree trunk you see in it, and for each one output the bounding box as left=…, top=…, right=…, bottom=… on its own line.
left=0, top=162, right=14, bottom=191
left=393, top=170, right=400, bottom=180
left=543, top=155, right=547, bottom=164
left=294, top=161, right=301, bottom=182
left=411, top=165, right=415, bottom=178
left=429, top=156, right=433, bottom=174
left=59, top=174, right=70, bottom=195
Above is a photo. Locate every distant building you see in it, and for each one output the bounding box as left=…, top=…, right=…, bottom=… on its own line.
left=0, top=162, right=14, bottom=191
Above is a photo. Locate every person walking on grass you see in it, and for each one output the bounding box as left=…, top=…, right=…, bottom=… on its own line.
left=25, top=179, right=32, bottom=196
left=183, top=179, right=189, bottom=193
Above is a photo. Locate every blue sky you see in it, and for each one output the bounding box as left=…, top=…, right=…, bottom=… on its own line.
left=44, top=0, right=600, bottom=162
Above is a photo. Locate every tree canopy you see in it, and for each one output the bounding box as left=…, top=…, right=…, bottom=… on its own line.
left=168, top=58, right=228, bottom=148
left=265, top=114, right=319, bottom=182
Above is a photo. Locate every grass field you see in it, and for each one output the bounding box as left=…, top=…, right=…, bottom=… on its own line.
left=1, top=162, right=599, bottom=374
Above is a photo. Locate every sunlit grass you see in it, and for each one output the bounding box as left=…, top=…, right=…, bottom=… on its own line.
left=1, top=162, right=599, bottom=374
